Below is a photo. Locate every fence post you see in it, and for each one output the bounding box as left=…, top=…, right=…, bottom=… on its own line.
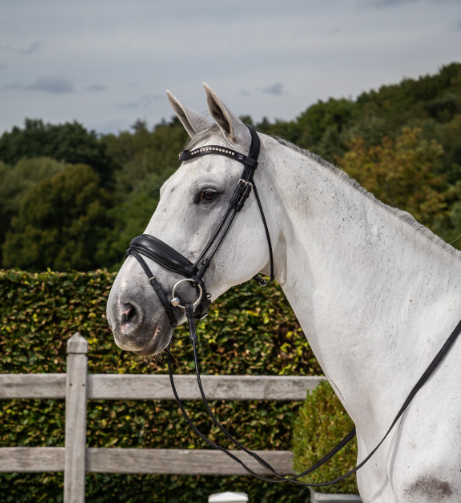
left=64, top=333, right=88, bottom=503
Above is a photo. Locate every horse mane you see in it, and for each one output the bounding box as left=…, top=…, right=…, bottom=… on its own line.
left=275, top=136, right=460, bottom=259
left=185, top=124, right=221, bottom=150
left=184, top=125, right=459, bottom=258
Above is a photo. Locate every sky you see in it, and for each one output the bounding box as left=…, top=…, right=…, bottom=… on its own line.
left=1, top=0, right=460, bottom=136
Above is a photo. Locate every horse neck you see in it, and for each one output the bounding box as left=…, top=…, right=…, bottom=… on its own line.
left=261, top=137, right=461, bottom=434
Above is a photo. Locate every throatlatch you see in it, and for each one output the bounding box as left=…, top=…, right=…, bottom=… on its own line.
left=125, top=124, right=461, bottom=486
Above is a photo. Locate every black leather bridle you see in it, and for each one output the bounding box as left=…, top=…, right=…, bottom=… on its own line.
left=125, top=124, right=461, bottom=486
left=126, top=124, right=273, bottom=329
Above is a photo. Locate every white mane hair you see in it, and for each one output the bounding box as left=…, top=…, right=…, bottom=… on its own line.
left=274, top=136, right=460, bottom=259
left=184, top=123, right=224, bottom=150
left=185, top=124, right=458, bottom=259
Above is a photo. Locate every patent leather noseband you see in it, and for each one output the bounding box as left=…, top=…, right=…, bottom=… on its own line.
left=126, top=124, right=274, bottom=327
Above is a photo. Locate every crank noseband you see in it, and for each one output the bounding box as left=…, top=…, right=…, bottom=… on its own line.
left=126, top=237, right=208, bottom=327
left=125, top=124, right=274, bottom=327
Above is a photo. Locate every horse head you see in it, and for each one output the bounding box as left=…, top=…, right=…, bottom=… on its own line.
left=107, top=84, right=276, bottom=356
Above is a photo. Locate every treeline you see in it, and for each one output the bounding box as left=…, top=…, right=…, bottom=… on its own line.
left=1, top=62, right=460, bottom=272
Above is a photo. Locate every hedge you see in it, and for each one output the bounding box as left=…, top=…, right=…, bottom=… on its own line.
left=292, top=381, right=358, bottom=494
left=0, top=269, right=325, bottom=502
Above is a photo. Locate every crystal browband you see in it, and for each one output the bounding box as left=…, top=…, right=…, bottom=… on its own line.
left=179, top=145, right=258, bottom=169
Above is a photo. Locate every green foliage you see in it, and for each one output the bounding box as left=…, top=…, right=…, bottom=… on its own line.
left=93, top=118, right=188, bottom=269
left=0, top=118, right=188, bottom=271
left=0, top=473, right=309, bottom=503
left=356, top=63, right=461, bottom=121
left=437, top=113, right=461, bottom=184
left=2, top=164, right=113, bottom=271
left=0, top=157, right=65, bottom=265
left=1, top=65, right=461, bottom=272
left=296, top=98, right=360, bottom=146
left=101, top=117, right=187, bottom=192
left=0, top=119, right=115, bottom=185
left=0, top=269, right=320, bottom=502
left=337, top=127, right=446, bottom=226
left=97, top=170, right=175, bottom=271
left=283, top=63, right=461, bottom=172
left=0, top=269, right=321, bottom=376
left=292, top=381, right=358, bottom=494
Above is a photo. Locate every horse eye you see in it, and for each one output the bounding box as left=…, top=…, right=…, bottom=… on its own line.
left=200, top=189, right=218, bottom=202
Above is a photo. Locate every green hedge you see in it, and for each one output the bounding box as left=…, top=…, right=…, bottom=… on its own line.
left=0, top=269, right=323, bottom=502
left=292, top=381, right=358, bottom=494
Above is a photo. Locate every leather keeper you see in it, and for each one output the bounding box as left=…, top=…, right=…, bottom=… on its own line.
left=230, top=180, right=247, bottom=208
left=236, top=185, right=252, bottom=212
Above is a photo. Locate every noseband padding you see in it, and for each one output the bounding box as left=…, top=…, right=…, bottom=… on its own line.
left=129, top=234, right=198, bottom=278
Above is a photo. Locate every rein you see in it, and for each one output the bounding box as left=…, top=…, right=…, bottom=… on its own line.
left=125, top=125, right=461, bottom=486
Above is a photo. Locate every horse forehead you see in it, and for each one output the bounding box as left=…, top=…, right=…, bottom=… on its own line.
left=161, top=156, right=237, bottom=196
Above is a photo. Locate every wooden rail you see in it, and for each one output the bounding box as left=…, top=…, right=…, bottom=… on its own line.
left=0, top=333, right=322, bottom=502
left=0, top=374, right=322, bottom=400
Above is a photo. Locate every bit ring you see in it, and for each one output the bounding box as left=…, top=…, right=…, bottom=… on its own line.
left=170, top=279, right=203, bottom=310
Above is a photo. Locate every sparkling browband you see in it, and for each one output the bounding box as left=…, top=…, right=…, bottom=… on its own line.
left=179, top=145, right=258, bottom=169
left=182, top=146, right=235, bottom=156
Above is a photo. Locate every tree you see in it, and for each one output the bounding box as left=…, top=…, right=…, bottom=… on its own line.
left=101, top=116, right=188, bottom=192
left=95, top=171, right=173, bottom=271
left=2, top=164, right=112, bottom=271
left=336, top=128, right=446, bottom=227
left=0, top=157, right=65, bottom=266
left=295, top=98, right=359, bottom=146
left=0, top=119, right=115, bottom=186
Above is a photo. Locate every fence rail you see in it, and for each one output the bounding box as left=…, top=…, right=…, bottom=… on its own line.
left=0, top=333, right=322, bottom=502
left=0, top=373, right=322, bottom=401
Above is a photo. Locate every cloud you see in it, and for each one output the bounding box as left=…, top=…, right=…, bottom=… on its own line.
left=0, top=62, right=7, bottom=70
left=456, top=20, right=461, bottom=31
left=115, top=100, right=139, bottom=109
left=4, top=77, right=75, bottom=94
left=85, top=84, right=106, bottom=92
left=365, top=0, right=420, bottom=7
left=0, top=41, right=40, bottom=55
left=114, top=94, right=163, bottom=109
left=259, top=83, right=284, bottom=96
left=27, top=77, right=74, bottom=94
left=23, top=42, right=40, bottom=55
left=3, top=81, right=23, bottom=90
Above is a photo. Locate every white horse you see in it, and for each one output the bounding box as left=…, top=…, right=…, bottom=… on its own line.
left=107, top=84, right=461, bottom=503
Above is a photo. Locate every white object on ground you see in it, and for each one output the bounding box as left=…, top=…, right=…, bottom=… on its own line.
left=208, top=491, right=249, bottom=503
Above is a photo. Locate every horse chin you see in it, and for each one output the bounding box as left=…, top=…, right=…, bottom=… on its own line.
left=134, top=323, right=174, bottom=356
left=111, top=309, right=174, bottom=357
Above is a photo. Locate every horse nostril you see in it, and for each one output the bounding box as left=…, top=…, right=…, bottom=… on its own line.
left=121, top=304, right=137, bottom=327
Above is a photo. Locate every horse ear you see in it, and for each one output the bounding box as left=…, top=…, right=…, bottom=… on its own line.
left=203, top=83, right=248, bottom=144
left=166, top=90, right=212, bottom=138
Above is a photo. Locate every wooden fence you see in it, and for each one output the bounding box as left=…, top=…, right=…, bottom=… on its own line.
left=0, top=332, right=322, bottom=502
